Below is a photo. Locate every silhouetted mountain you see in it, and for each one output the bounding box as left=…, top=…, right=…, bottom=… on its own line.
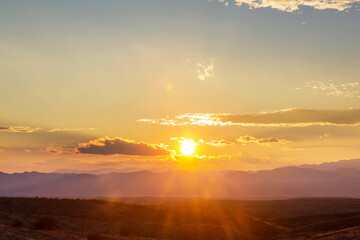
left=2, top=160, right=360, bottom=199
left=53, top=167, right=144, bottom=175
left=298, top=158, right=360, bottom=171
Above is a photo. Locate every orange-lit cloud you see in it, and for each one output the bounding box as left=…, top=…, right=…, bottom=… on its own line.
left=77, top=137, right=171, bottom=156
left=42, top=146, right=75, bottom=155
left=237, top=135, right=290, bottom=145
left=0, top=126, right=41, bottom=133
left=139, top=108, right=360, bottom=127
left=233, top=0, right=360, bottom=12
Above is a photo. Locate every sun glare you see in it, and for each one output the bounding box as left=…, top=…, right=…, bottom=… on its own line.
left=180, top=139, right=196, bottom=156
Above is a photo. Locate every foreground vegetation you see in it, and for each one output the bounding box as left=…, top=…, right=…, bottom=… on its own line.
left=1, top=197, right=360, bottom=239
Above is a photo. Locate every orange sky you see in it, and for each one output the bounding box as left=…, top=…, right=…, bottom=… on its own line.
left=1, top=0, right=360, bottom=173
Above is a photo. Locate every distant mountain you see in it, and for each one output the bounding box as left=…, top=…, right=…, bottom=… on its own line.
left=298, top=158, right=360, bottom=171
left=53, top=166, right=177, bottom=175
left=2, top=160, right=360, bottom=199
left=53, top=167, right=144, bottom=175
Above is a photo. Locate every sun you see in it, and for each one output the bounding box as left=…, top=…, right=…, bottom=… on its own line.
left=180, top=139, right=196, bottom=156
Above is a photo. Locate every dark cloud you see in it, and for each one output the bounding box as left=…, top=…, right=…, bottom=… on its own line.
left=77, top=137, right=171, bottom=156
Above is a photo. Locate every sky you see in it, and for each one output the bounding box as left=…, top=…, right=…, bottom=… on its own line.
left=1, top=0, right=360, bottom=173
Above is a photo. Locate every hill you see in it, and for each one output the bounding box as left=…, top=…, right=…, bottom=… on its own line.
left=1, top=164, right=360, bottom=199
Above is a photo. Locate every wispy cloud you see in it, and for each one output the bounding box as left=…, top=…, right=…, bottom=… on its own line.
left=47, top=128, right=96, bottom=133
left=197, top=59, right=214, bottom=81
left=237, top=135, right=291, bottom=145
left=218, top=0, right=230, bottom=6
left=0, top=125, right=96, bottom=133
left=42, top=146, right=75, bottom=155
left=232, top=0, right=360, bottom=12
left=298, top=80, right=360, bottom=98
left=77, top=137, right=171, bottom=156
left=0, top=126, right=41, bottom=133
left=139, top=108, right=360, bottom=127
left=205, top=140, right=235, bottom=147
left=171, top=137, right=234, bottom=147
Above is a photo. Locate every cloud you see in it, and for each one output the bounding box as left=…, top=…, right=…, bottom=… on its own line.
left=205, top=140, right=235, bottom=147
left=233, top=0, right=360, bottom=12
left=47, top=128, right=96, bottom=133
left=298, top=80, right=360, bottom=98
left=0, top=125, right=97, bottom=133
left=0, top=126, right=96, bottom=133
left=42, top=146, right=74, bottom=155
left=197, top=59, right=214, bottom=81
left=77, top=137, right=171, bottom=156
left=319, top=133, right=330, bottom=139
left=0, top=126, right=41, bottom=133
left=170, top=137, right=234, bottom=147
left=139, top=108, right=360, bottom=127
left=237, top=135, right=291, bottom=145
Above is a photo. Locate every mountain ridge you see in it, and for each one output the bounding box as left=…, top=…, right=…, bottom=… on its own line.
left=1, top=158, right=360, bottom=199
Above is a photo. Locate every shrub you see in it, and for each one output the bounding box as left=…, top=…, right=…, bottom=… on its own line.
left=11, top=219, right=24, bottom=228
left=119, top=222, right=140, bottom=237
left=87, top=233, right=102, bottom=240
left=34, top=216, right=57, bottom=230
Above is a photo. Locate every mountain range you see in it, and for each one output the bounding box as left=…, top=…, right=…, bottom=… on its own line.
left=1, top=158, right=360, bottom=199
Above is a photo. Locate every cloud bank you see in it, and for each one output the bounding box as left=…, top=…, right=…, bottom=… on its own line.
left=233, top=0, right=360, bottom=12
left=139, top=108, right=360, bottom=127
left=77, top=137, right=171, bottom=156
